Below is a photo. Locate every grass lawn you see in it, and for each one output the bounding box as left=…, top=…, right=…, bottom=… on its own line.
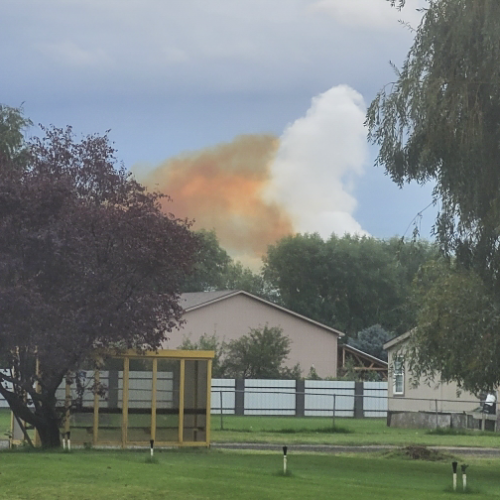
left=211, top=416, right=500, bottom=448
left=3, top=409, right=500, bottom=449
left=0, top=410, right=10, bottom=439
left=0, top=449, right=499, bottom=499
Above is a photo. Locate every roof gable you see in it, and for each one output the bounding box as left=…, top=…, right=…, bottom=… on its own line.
left=383, top=330, right=412, bottom=351
left=180, top=290, right=344, bottom=337
left=179, top=290, right=237, bottom=310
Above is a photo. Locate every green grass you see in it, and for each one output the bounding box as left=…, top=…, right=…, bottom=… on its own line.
left=0, top=409, right=10, bottom=439
left=4, top=409, right=500, bottom=449
left=211, top=416, right=500, bottom=448
left=0, top=449, right=499, bottom=499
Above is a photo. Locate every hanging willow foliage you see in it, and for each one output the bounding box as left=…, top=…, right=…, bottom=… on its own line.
left=370, top=1, right=500, bottom=392
left=368, top=0, right=500, bottom=290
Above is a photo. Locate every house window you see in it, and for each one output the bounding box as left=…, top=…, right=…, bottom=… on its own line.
left=393, top=357, right=404, bottom=395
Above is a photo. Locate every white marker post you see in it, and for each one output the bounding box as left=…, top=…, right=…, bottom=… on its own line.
left=452, top=461, right=458, bottom=491
left=283, top=446, right=288, bottom=475
left=150, top=439, right=154, bottom=458
left=461, top=464, right=468, bottom=492
left=62, top=433, right=67, bottom=451
left=67, top=432, right=71, bottom=452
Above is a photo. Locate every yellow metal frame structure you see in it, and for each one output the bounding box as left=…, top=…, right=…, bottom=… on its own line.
left=27, top=350, right=214, bottom=449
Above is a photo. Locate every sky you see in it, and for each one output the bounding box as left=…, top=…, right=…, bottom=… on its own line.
left=1, top=0, right=436, bottom=266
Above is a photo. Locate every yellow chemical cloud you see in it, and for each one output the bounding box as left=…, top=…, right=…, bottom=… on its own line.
left=139, top=135, right=294, bottom=264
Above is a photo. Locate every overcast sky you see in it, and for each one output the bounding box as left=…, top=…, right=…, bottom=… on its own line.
left=2, top=0, right=436, bottom=262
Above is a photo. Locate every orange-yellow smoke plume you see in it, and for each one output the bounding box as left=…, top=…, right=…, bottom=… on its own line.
left=139, top=135, right=294, bottom=264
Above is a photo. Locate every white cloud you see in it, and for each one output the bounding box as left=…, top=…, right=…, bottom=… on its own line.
left=264, top=85, right=369, bottom=239
left=36, top=41, right=110, bottom=67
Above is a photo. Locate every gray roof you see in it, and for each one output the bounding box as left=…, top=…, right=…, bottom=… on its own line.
left=383, top=330, right=412, bottom=351
left=179, top=290, right=237, bottom=310
left=179, top=290, right=344, bottom=337
left=341, top=343, right=388, bottom=367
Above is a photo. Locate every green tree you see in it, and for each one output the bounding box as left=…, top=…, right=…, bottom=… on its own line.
left=367, top=0, right=500, bottom=391
left=349, top=325, right=392, bottom=361
left=182, top=229, right=273, bottom=299
left=264, top=233, right=436, bottom=336
left=222, top=260, right=273, bottom=299
left=223, top=326, right=301, bottom=379
left=0, top=104, right=32, bottom=171
left=407, top=260, right=500, bottom=393
left=178, top=333, right=227, bottom=378
left=182, top=230, right=232, bottom=292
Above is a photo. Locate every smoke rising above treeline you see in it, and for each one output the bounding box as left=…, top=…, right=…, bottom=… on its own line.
left=137, top=85, right=369, bottom=266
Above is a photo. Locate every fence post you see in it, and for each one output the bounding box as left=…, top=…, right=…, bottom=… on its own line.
left=435, top=399, right=439, bottom=428
left=296, top=380, right=305, bottom=417
left=220, top=391, right=224, bottom=430
left=332, top=394, right=336, bottom=428
left=354, top=381, right=364, bottom=418
left=235, top=379, right=245, bottom=416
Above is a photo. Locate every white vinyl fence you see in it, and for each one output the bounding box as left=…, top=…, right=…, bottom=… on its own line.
left=0, top=375, right=388, bottom=418
left=210, top=379, right=388, bottom=418
left=0, top=370, right=12, bottom=408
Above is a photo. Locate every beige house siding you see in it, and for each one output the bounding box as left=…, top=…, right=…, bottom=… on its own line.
left=386, top=339, right=479, bottom=414
left=163, top=292, right=339, bottom=378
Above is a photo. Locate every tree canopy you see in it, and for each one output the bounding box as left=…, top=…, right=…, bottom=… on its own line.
left=0, top=104, right=32, bottom=170
left=223, top=326, right=301, bottom=379
left=178, top=333, right=227, bottom=378
left=181, top=229, right=232, bottom=292
left=407, top=260, right=500, bottom=393
left=179, top=327, right=301, bottom=380
left=0, top=109, right=197, bottom=447
left=367, top=0, right=500, bottom=284
left=182, top=229, right=272, bottom=299
left=263, top=233, right=437, bottom=336
left=349, top=325, right=392, bottom=362
left=367, top=0, right=500, bottom=392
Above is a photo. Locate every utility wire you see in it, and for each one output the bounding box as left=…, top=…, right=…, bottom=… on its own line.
left=402, top=200, right=435, bottom=239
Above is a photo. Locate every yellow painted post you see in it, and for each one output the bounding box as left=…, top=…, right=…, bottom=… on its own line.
left=179, top=359, right=185, bottom=445
left=122, top=358, right=129, bottom=449
left=206, top=359, right=212, bottom=447
left=93, top=370, right=100, bottom=446
left=151, top=358, right=157, bottom=443
left=193, top=361, right=199, bottom=441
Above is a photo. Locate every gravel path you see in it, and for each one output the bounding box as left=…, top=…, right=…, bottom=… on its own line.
left=1, top=439, right=499, bottom=456
left=211, top=442, right=500, bottom=457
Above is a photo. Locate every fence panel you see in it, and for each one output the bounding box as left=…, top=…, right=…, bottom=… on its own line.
left=244, top=380, right=296, bottom=416
left=0, top=370, right=11, bottom=408
left=0, top=376, right=389, bottom=417
left=211, top=379, right=236, bottom=414
left=363, top=381, right=388, bottom=417
left=305, top=381, right=355, bottom=417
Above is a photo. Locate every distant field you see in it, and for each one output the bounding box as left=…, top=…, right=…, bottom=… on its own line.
left=1, top=449, right=499, bottom=499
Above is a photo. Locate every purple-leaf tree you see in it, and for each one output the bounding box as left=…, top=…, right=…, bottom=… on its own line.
left=0, top=113, right=196, bottom=447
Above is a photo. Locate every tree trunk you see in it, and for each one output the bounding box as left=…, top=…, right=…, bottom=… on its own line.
left=35, top=415, right=62, bottom=448
left=0, top=386, right=62, bottom=448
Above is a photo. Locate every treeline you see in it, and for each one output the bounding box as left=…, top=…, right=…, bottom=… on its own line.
left=184, top=229, right=439, bottom=341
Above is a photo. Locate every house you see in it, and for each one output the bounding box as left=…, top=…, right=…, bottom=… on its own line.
left=384, top=331, right=489, bottom=429
left=162, top=290, right=344, bottom=378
